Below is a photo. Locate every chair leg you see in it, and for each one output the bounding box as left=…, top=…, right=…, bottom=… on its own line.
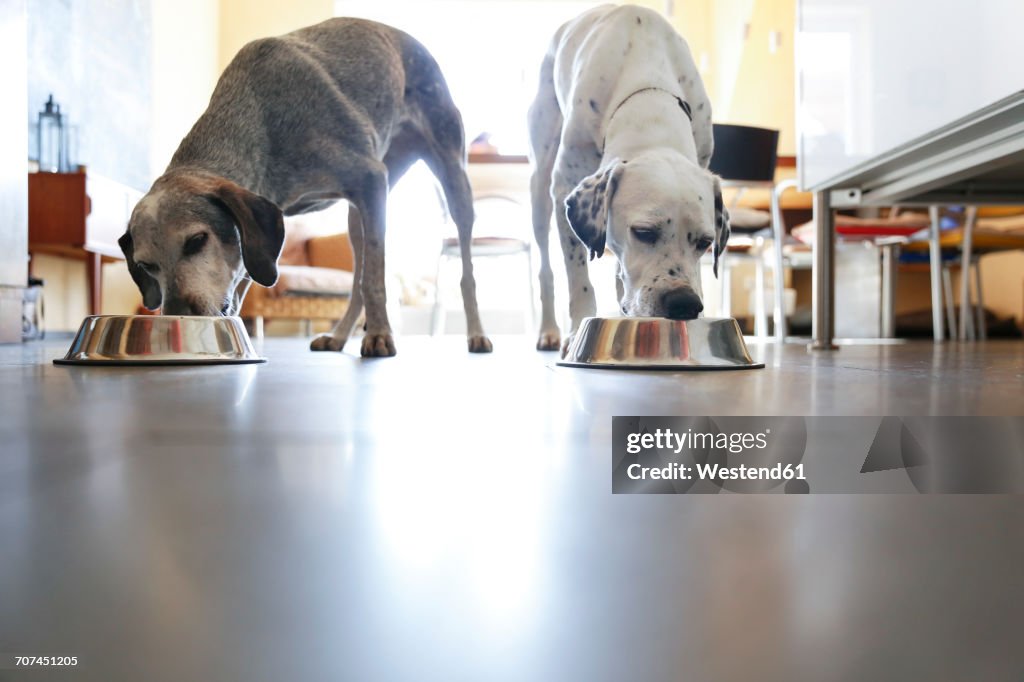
left=879, top=243, right=898, bottom=338
left=959, top=206, right=977, bottom=341
left=302, top=319, right=313, bottom=337
left=973, top=256, right=986, bottom=340
left=769, top=180, right=793, bottom=342
left=254, top=315, right=264, bottom=340
left=720, top=257, right=732, bottom=320
left=525, top=247, right=536, bottom=334
left=928, top=206, right=944, bottom=342
left=431, top=253, right=446, bottom=336
left=942, top=266, right=955, bottom=340
left=753, top=241, right=768, bottom=338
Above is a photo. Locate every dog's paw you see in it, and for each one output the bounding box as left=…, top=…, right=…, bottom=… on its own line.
left=361, top=333, right=397, bottom=357
left=310, top=334, right=346, bottom=352
left=467, top=335, right=493, bottom=353
left=536, top=330, right=561, bottom=351
left=560, top=333, right=576, bottom=358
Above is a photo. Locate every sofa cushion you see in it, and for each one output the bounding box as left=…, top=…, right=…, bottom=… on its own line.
left=307, top=233, right=355, bottom=271
left=977, top=212, right=1024, bottom=233
left=271, top=265, right=354, bottom=297
left=728, top=206, right=771, bottom=230
left=279, top=222, right=323, bottom=266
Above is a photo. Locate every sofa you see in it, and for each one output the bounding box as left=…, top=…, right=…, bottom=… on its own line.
left=240, top=226, right=354, bottom=338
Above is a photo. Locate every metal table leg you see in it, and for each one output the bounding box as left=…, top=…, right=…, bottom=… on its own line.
left=880, top=242, right=899, bottom=338
left=810, top=190, right=837, bottom=350
left=973, top=255, right=986, bottom=340
left=928, top=206, right=944, bottom=342
left=942, top=266, right=955, bottom=340
left=959, top=206, right=977, bottom=341
left=770, top=180, right=796, bottom=343
left=754, top=240, right=768, bottom=338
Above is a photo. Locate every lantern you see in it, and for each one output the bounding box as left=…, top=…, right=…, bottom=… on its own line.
left=37, top=94, right=64, bottom=173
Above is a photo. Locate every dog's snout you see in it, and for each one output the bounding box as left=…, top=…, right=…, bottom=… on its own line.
left=163, top=298, right=186, bottom=315
left=661, top=288, right=703, bottom=320
left=164, top=295, right=203, bottom=316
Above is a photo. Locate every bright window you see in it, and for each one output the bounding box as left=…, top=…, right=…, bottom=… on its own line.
left=335, top=0, right=598, bottom=155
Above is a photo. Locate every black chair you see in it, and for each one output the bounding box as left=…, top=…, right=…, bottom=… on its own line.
left=708, top=123, right=790, bottom=341
left=709, top=124, right=779, bottom=182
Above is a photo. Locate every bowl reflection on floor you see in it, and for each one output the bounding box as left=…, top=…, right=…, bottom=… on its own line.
left=54, top=315, right=265, bottom=366
left=557, top=317, right=763, bottom=370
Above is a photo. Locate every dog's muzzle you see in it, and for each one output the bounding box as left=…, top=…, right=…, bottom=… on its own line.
left=223, top=277, right=253, bottom=316
left=660, top=287, right=703, bottom=320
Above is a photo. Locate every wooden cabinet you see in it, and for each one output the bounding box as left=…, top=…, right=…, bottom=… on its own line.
left=28, top=170, right=142, bottom=315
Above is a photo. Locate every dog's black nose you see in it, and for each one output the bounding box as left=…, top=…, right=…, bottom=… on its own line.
left=164, top=295, right=200, bottom=316
left=163, top=299, right=186, bottom=315
left=661, top=288, right=703, bottom=320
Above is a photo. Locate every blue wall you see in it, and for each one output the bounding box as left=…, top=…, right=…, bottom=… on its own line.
left=28, top=0, right=152, bottom=191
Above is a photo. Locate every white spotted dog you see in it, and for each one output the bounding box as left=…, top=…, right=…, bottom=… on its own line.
left=527, top=4, right=730, bottom=354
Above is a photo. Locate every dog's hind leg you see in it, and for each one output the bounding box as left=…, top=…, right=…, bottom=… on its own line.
left=424, top=149, right=493, bottom=353
left=528, top=54, right=563, bottom=351
left=404, top=48, right=490, bottom=352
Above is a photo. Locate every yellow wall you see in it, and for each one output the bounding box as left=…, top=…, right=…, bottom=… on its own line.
left=631, top=0, right=798, bottom=155
left=218, top=0, right=334, bottom=71
left=32, top=256, right=140, bottom=331
left=708, top=0, right=752, bottom=115
left=690, top=0, right=796, bottom=155
left=723, top=0, right=796, bottom=155
left=213, top=0, right=796, bottom=152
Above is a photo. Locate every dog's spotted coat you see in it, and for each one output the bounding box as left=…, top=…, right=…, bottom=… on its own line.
left=527, top=5, right=730, bottom=353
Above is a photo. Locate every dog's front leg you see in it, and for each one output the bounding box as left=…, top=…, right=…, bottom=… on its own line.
left=354, top=169, right=396, bottom=357
left=311, top=204, right=366, bottom=352
left=552, top=181, right=597, bottom=356
left=532, top=167, right=561, bottom=350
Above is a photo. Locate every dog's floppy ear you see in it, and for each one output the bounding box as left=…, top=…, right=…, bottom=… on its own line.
left=118, top=231, right=163, bottom=310
left=712, top=175, right=730, bottom=278
left=208, top=180, right=285, bottom=287
left=565, top=161, right=627, bottom=260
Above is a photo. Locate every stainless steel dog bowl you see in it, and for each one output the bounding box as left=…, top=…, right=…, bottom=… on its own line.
left=557, top=316, right=763, bottom=370
left=54, top=315, right=265, bottom=366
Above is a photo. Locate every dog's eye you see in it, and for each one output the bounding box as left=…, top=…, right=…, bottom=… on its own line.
left=183, top=232, right=209, bottom=257
left=631, top=226, right=660, bottom=245
left=696, top=237, right=714, bottom=252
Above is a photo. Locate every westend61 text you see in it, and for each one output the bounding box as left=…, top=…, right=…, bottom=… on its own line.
left=627, top=462, right=806, bottom=481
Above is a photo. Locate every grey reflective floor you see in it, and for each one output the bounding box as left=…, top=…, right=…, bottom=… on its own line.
left=1, top=336, right=1023, bottom=681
